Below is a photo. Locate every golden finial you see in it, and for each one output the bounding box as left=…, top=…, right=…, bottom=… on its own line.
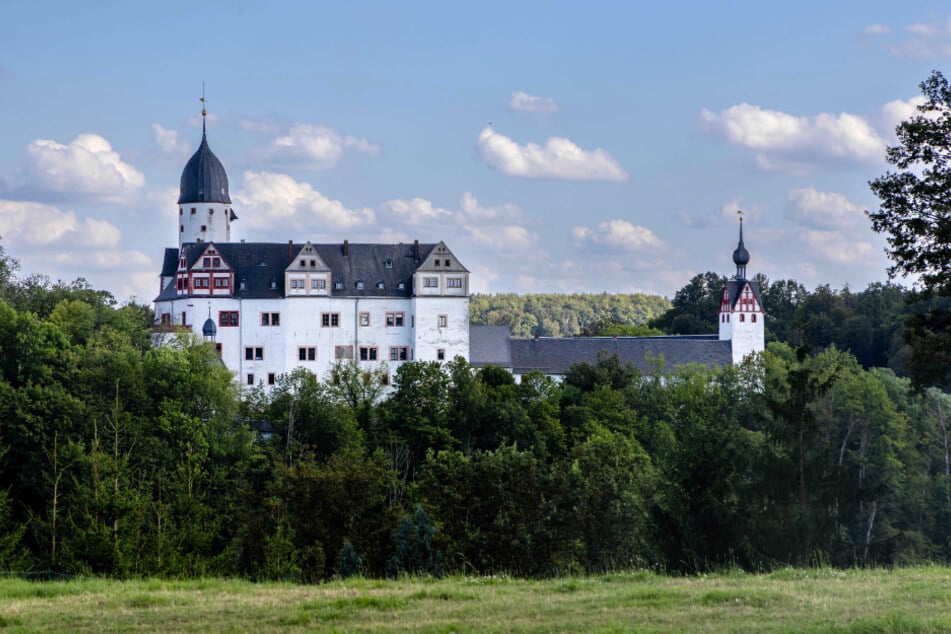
left=737, top=209, right=744, bottom=223
left=200, top=81, right=207, bottom=117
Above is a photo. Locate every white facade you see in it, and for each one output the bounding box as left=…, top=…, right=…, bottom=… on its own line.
left=718, top=281, right=765, bottom=365
left=179, top=202, right=233, bottom=247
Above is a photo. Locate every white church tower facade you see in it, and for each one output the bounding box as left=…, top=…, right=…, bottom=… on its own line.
left=718, top=214, right=765, bottom=364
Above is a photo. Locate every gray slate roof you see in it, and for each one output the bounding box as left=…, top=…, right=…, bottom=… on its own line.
left=469, top=325, right=512, bottom=366
left=178, top=133, right=231, bottom=204
left=156, top=241, right=440, bottom=301
left=504, top=335, right=732, bottom=374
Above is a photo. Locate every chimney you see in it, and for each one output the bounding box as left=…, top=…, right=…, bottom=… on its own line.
left=288, top=240, right=293, bottom=263
left=413, top=239, right=420, bottom=262
left=343, top=239, right=349, bottom=257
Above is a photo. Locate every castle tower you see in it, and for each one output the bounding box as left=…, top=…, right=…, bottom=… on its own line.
left=177, top=102, right=236, bottom=247
left=718, top=213, right=765, bottom=363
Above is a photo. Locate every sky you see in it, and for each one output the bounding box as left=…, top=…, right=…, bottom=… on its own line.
left=0, top=1, right=949, bottom=303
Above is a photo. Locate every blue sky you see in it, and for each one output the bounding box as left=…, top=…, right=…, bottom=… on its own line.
left=0, top=1, right=949, bottom=302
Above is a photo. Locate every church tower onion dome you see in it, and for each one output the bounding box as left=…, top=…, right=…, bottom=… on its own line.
left=178, top=132, right=231, bottom=204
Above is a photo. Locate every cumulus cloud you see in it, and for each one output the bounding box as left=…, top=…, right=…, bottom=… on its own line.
left=477, top=127, right=629, bottom=181
left=864, top=24, right=890, bottom=36
left=786, top=188, right=864, bottom=229
left=801, top=230, right=874, bottom=264
left=699, top=103, right=886, bottom=170
left=572, top=219, right=664, bottom=252
left=509, top=91, right=559, bottom=114
left=23, top=134, right=145, bottom=201
left=458, top=191, right=521, bottom=221
left=152, top=124, right=191, bottom=157
left=264, top=124, right=381, bottom=169
left=865, top=16, right=951, bottom=58
left=379, top=197, right=452, bottom=225
left=235, top=171, right=375, bottom=232
left=0, top=199, right=122, bottom=248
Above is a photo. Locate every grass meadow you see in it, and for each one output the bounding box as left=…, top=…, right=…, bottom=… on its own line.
left=0, top=567, right=949, bottom=632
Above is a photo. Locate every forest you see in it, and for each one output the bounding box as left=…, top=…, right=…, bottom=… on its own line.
left=1, top=241, right=950, bottom=581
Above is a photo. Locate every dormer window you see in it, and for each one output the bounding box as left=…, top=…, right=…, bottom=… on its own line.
left=397, top=282, right=405, bottom=290
left=239, top=278, right=247, bottom=291
left=385, top=258, right=393, bottom=269
left=334, top=281, right=343, bottom=290
left=356, top=281, right=365, bottom=290
left=269, top=277, right=278, bottom=290
left=377, top=282, right=385, bottom=290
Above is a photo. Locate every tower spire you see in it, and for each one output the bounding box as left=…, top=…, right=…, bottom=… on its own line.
left=200, top=82, right=207, bottom=136
left=732, top=210, right=750, bottom=280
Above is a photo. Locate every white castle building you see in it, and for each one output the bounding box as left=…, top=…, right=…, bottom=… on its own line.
left=154, top=120, right=469, bottom=387
left=154, top=118, right=763, bottom=385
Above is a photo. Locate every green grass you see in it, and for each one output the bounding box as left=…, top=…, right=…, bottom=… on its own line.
left=0, top=567, right=949, bottom=632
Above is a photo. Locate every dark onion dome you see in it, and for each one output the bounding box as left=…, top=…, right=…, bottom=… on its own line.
left=178, top=133, right=231, bottom=204
left=202, top=316, right=218, bottom=338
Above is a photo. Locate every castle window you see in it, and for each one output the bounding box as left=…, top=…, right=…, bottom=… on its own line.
left=267, top=373, right=276, bottom=386
left=377, top=282, right=385, bottom=290
left=179, top=208, right=183, bottom=216
left=219, top=311, right=239, bottom=327
left=239, top=279, right=247, bottom=291
left=209, top=208, right=214, bottom=215
left=398, top=282, right=405, bottom=290
left=752, top=314, right=757, bottom=323
left=445, top=259, right=450, bottom=267
left=438, top=314, right=448, bottom=328
left=359, top=312, right=370, bottom=327
left=359, top=346, right=378, bottom=361
left=298, top=347, right=317, bottom=361
left=160, top=313, right=171, bottom=325
left=194, top=278, right=210, bottom=289
left=245, top=346, right=264, bottom=361
left=180, top=225, right=184, bottom=233
left=335, top=345, right=353, bottom=359
left=386, top=312, right=405, bottom=327
left=740, top=314, right=745, bottom=322
left=310, top=260, right=316, bottom=267
left=385, top=258, right=393, bottom=269
left=435, top=260, right=440, bottom=267
left=200, top=225, right=207, bottom=232
left=191, top=208, right=196, bottom=215
left=247, top=373, right=255, bottom=385
left=313, top=279, right=326, bottom=290
left=214, top=278, right=229, bottom=288
left=334, top=282, right=343, bottom=290
left=322, top=313, right=340, bottom=327
left=423, top=277, right=438, bottom=288
left=213, top=257, right=220, bottom=267
left=300, top=259, right=306, bottom=267
left=203, top=257, right=211, bottom=267
left=356, top=281, right=364, bottom=290
left=447, top=277, right=463, bottom=289
left=261, top=312, right=280, bottom=326
left=215, top=343, right=222, bottom=357
left=389, top=346, right=410, bottom=361
left=437, top=349, right=446, bottom=361
left=270, top=278, right=277, bottom=290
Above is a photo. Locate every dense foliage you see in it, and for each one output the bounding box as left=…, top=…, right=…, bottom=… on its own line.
left=469, top=292, right=671, bottom=338
left=1, top=250, right=950, bottom=579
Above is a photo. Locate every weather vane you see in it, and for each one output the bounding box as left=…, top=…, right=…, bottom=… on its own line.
left=737, top=209, right=744, bottom=223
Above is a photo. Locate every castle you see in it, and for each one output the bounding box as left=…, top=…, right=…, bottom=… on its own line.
left=154, top=118, right=764, bottom=385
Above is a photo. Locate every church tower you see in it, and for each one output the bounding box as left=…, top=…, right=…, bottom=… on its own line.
left=718, top=213, right=765, bottom=364
left=177, top=101, right=236, bottom=247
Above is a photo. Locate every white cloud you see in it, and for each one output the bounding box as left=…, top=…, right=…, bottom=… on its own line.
left=869, top=17, right=951, bottom=58
left=458, top=191, right=521, bottom=221
left=801, top=230, right=874, bottom=264
left=264, top=124, right=381, bottom=169
left=572, top=219, right=664, bottom=252
left=509, top=91, right=559, bottom=114
left=700, top=103, right=886, bottom=171
left=235, top=171, right=375, bottom=232
left=187, top=113, right=220, bottom=128
left=238, top=118, right=280, bottom=134
left=152, top=124, right=191, bottom=157
left=23, top=134, right=145, bottom=201
left=477, top=127, right=629, bottom=181
left=0, top=199, right=122, bottom=247
left=379, top=197, right=452, bottom=225
left=465, top=223, right=537, bottom=250
left=680, top=197, right=762, bottom=228
left=786, top=188, right=864, bottom=229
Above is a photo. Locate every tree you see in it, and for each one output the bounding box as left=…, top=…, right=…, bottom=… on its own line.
left=649, top=272, right=727, bottom=335
left=869, top=71, right=951, bottom=387
left=869, top=71, right=951, bottom=292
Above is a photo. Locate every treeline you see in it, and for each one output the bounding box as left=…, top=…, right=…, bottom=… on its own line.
left=469, top=292, right=671, bottom=338
left=1, top=260, right=950, bottom=579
